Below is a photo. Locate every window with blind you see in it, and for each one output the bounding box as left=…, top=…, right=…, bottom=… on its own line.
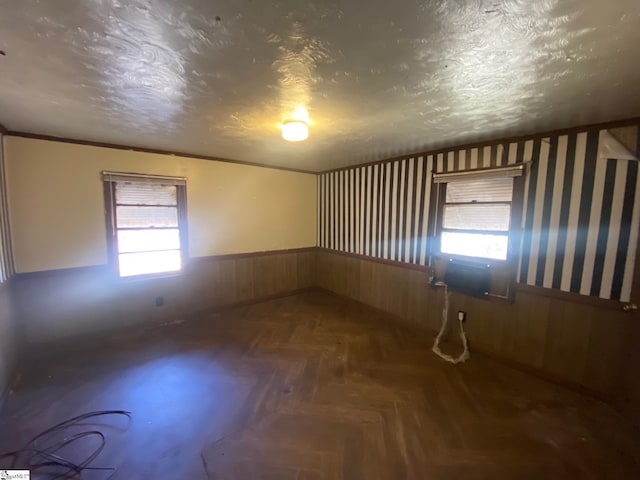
left=103, top=173, right=187, bottom=277
left=433, top=165, right=525, bottom=263
left=440, top=177, right=514, bottom=260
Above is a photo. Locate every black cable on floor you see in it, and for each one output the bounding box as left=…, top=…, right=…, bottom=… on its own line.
left=0, top=410, right=131, bottom=479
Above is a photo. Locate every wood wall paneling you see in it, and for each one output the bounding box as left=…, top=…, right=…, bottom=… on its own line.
left=235, top=256, right=255, bottom=302
left=622, top=315, right=640, bottom=426
left=585, top=310, right=629, bottom=394
left=0, top=282, right=17, bottom=405
left=542, top=302, right=593, bottom=385
left=510, top=291, right=550, bottom=368
left=12, top=250, right=316, bottom=348
left=383, top=263, right=410, bottom=321
left=296, top=250, right=316, bottom=288
left=406, top=268, right=432, bottom=329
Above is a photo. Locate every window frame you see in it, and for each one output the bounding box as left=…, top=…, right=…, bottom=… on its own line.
left=436, top=178, right=514, bottom=263
left=430, top=166, right=525, bottom=300
left=103, top=172, right=189, bottom=279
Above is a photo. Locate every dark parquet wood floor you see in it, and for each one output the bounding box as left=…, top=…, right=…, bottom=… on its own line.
left=1, top=291, right=639, bottom=479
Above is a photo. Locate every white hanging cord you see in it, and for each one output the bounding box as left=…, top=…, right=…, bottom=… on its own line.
left=431, top=283, right=470, bottom=364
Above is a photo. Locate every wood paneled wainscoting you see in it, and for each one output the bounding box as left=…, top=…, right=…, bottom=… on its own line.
left=11, top=248, right=316, bottom=348
left=315, top=248, right=632, bottom=400
left=0, top=281, right=17, bottom=404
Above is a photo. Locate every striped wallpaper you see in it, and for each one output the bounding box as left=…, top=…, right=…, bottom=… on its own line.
left=0, top=134, right=15, bottom=283
left=318, top=125, right=640, bottom=302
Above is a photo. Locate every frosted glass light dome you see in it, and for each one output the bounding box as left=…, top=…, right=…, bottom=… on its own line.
left=281, top=120, right=309, bottom=142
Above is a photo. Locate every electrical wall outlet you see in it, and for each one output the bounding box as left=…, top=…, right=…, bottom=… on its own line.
left=457, top=310, right=466, bottom=322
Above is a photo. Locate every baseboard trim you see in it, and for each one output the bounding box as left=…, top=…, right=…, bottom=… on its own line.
left=473, top=349, right=611, bottom=403
left=186, top=287, right=317, bottom=320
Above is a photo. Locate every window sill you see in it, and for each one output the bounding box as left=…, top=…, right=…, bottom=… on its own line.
left=432, top=252, right=509, bottom=267
left=114, top=269, right=186, bottom=283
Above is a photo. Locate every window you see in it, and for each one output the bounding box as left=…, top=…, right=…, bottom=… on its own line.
left=433, top=164, right=525, bottom=262
left=440, top=177, right=513, bottom=260
left=103, top=172, right=188, bottom=277
left=431, top=165, right=525, bottom=299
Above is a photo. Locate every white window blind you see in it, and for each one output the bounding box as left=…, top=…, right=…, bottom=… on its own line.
left=438, top=175, right=515, bottom=261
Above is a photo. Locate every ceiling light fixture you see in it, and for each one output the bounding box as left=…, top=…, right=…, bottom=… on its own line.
left=281, top=120, right=309, bottom=142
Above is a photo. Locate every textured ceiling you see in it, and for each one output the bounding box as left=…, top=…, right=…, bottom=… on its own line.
left=1, top=0, right=640, bottom=172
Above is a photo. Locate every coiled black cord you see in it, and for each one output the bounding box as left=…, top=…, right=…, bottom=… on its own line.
left=0, top=410, right=131, bottom=479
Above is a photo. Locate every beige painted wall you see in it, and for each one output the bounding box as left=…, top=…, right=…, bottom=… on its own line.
left=4, top=137, right=317, bottom=273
